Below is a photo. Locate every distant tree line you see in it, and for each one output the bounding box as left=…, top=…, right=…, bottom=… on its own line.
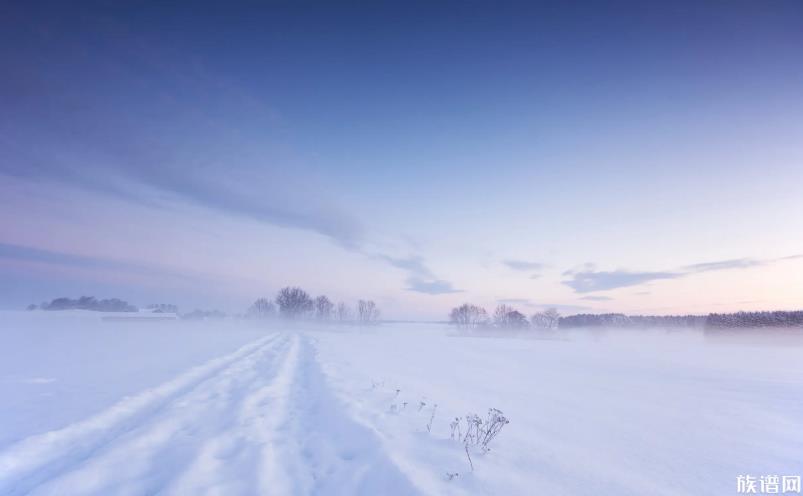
left=33, top=296, right=138, bottom=312
left=706, top=311, right=803, bottom=328
left=451, top=305, right=803, bottom=330
left=558, top=313, right=705, bottom=328
left=559, top=312, right=803, bottom=329
left=147, top=303, right=179, bottom=314
left=248, top=286, right=380, bottom=325
left=449, top=303, right=561, bottom=330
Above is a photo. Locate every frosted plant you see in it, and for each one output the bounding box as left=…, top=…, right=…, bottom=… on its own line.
left=446, top=472, right=460, bottom=481
left=476, top=408, right=509, bottom=451
left=426, top=404, right=438, bottom=433
left=418, top=400, right=426, bottom=412
left=461, top=408, right=510, bottom=470
left=450, top=417, right=461, bottom=440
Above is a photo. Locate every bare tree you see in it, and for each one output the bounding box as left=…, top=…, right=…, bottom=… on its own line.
left=336, top=302, right=351, bottom=322
left=357, top=299, right=380, bottom=325
left=248, top=298, right=276, bottom=319
left=531, top=308, right=560, bottom=329
left=493, top=304, right=529, bottom=329
left=275, top=287, right=313, bottom=319
left=314, top=295, right=334, bottom=321
left=449, top=304, right=488, bottom=329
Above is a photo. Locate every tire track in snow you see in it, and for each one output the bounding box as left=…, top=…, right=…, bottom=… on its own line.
left=0, top=332, right=284, bottom=495
left=1, top=332, right=423, bottom=496
left=25, top=333, right=295, bottom=496
left=164, top=333, right=301, bottom=496
left=259, top=334, right=423, bottom=496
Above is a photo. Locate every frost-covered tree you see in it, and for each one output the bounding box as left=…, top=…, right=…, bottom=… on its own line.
left=493, top=305, right=529, bottom=329
left=706, top=311, right=803, bottom=329
left=336, top=302, right=351, bottom=322
left=41, top=296, right=137, bottom=312
left=147, top=303, right=179, bottom=314
left=357, top=299, right=380, bottom=324
left=449, top=304, right=488, bottom=329
left=248, top=298, right=276, bottom=319
left=558, top=313, right=630, bottom=328
left=275, top=287, right=313, bottom=319
left=531, top=308, right=560, bottom=329
left=314, top=295, right=334, bottom=321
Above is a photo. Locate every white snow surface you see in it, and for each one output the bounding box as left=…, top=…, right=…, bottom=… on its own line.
left=1, top=312, right=802, bottom=495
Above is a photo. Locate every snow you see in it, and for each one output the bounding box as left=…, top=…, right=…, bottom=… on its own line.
left=1, top=313, right=801, bottom=495
left=0, top=311, right=270, bottom=448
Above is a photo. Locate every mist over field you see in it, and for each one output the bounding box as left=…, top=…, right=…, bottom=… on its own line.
left=1, top=309, right=801, bottom=495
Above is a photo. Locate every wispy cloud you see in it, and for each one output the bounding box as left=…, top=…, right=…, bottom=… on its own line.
left=377, top=255, right=434, bottom=279
left=502, top=259, right=544, bottom=271
left=376, top=254, right=462, bottom=295
left=563, top=254, right=802, bottom=293
left=683, top=258, right=765, bottom=273
left=542, top=304, right=593, bottom=313
left=579, top=295, right=613, bottom=301
left=497, top=298, right=535, bottom=306
left=563, top=269, right=681, bottom=293
left=405, top=277, right=462, bottom=295
left=0, top=242, right=199, bottom=282
left=0, top=25, right=365, bottom=251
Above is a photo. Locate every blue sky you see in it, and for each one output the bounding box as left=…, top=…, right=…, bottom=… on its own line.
left=1, top=1, right=802, bottom=318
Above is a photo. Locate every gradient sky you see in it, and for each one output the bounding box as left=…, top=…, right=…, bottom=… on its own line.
left=1, top=1, right=802, bottom=319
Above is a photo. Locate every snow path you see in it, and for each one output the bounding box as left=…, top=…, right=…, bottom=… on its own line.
left=0, top=332, right=421, bottom=496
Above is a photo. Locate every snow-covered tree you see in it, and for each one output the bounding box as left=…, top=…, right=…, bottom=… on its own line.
left=336, top=302, right=351, bottom=322
left=357, top=300, right=380, bottom=324
left=449, top=304, right=489, bottom=329
left=493, top=305, right=529, bottom=329
left=248, top=298, right=276, bottom=319
left=531, top=308, right=560, bottom=329
left=276, top=287, right=313, bottom=319
left=314, top=295, right=334, bottom=321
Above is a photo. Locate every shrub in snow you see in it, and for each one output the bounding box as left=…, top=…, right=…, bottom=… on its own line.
left=458, top=408, right=510, bottom=471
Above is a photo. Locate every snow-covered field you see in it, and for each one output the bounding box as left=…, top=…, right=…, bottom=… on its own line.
left=1, top=312, right=801, bottom=495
